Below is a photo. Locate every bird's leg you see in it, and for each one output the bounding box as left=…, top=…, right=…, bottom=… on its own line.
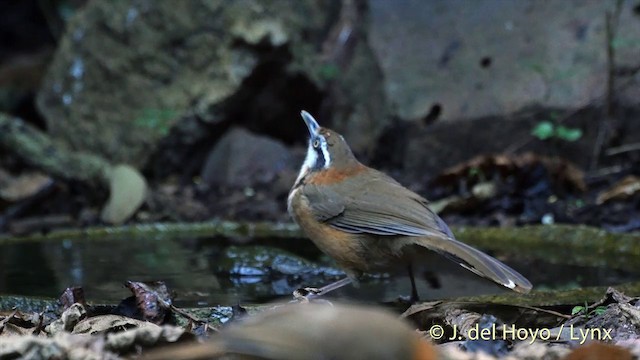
left=407, top=263, right=420, bottom=303
left=292, top=277, right=353, bottom=302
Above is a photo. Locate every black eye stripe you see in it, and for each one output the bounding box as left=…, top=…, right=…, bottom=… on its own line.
left=312, top=147, right=326, bottom=170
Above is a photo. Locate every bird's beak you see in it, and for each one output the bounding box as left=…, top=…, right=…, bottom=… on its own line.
left=301, top=110, right=320, bottom=137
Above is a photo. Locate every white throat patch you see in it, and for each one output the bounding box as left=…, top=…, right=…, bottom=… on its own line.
left=293, top=139, right=331, bottom=186
left=293, top=143, right=317, bottom=185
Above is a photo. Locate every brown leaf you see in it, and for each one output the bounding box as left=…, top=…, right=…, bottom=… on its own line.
left=0, top=310, right=43, bottom=337
left=125, top=281, right=171, bottom=324
left=73, top=314, right=157, bottom=335
left=106, top=324, right=188, bottom=353
left=596, top=175, right=640, bottom=205
left=60, top=287, right=86, bottom=309
left=0, top=172, right=52, bottom=202
left=0, top=310, right=17, bottom=335
left=0, top=332, right=119, bottom=359
left=434, top=152, right=586, bottom=192
left=46, top=303, right=87, bottom=334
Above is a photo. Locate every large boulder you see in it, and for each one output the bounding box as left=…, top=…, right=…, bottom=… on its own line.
left=36, top=0, right=338, bottom=167
left=368, top=0, right=640, bottom=122
left=200, top=128, right=292, bottom=189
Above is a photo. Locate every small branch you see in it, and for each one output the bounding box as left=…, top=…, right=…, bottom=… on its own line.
left=605, top=5, right=618, bottom=117
left=590, top=1, right=624, bottom=170
left=606, top=142, right=640, bottom=156
left=169, top=304, right=214, bottom=329
left=584, top=165, right=627, bottom=183
left=0, top=113, right=112, bottom=184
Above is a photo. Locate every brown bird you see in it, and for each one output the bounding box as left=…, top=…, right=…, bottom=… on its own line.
left=143, top=303, right=437, bottom=360
left=288, top=111, right=532, bottom=301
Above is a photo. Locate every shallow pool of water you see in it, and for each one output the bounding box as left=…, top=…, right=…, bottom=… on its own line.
left=0, top=234, right=636, bottom=306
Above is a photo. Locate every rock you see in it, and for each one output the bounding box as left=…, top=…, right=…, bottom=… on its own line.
left=100, top=164, right=148, bottom=224
left=36, top=0, right=336, bottom=167
left=215, top=245, right=342, bottom=278
left=368, top=0, right=640, bottom=122
left=201, top=128, right=292, bottom=189
left=214, top=245, right=343, bottom=296
left=401, top=106, right=640, bottom=178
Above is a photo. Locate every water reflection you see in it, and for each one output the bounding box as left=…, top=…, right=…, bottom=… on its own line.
left=0, top=235, right=637, bottom=307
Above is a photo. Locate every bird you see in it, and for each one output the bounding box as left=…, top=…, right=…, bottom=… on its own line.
left=287, top=110, right=532, bottom=301
left=142, top=303, right=437, bottom=360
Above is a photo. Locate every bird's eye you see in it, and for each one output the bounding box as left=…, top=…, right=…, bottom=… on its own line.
left=312, top=139, right=320, bottom=148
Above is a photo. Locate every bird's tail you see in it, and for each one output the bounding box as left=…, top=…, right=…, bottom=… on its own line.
left=412, top=236, right=532, bottom=293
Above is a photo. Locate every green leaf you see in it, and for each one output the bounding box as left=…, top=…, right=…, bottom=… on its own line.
left=571, top=306, right=585, bottom=315
left=555, top=126, right=582, bottom=142
left=532, top=121, right=555, bottom=140
left=593, top=306, right=607, bottom=316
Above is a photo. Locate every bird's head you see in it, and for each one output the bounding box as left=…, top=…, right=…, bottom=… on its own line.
left=299, top=111, right=357, bottom=173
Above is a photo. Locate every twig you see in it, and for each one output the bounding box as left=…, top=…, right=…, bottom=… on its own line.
left=591, top=1, right=624, bottom=170
left=169, top=304, right=214, bottom=329
left=584, top=165, right=627, bottom=182
left=514, top=304, right=571, bottom=319
left=605, top=2, right=624, bottom=118
left=606, top=142, right=640, bottom=156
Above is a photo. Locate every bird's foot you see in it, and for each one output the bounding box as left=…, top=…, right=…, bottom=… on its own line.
left=292, top=287, right=322, bottom=302
left=291, top=278, right=352, bottom=302
left=395, top=293, right=420, bottom=306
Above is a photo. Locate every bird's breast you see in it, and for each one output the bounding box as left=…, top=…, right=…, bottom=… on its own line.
left=288, top=186, right=371, bottom=274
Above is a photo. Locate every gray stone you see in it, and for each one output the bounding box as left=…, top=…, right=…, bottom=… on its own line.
left=401, top=107, right=640, bottom=177
left=368, top=0, right=640, bottom=122
left=36, top=0, right=334, bottom=166
left=201, top=128, right=292, bottom=189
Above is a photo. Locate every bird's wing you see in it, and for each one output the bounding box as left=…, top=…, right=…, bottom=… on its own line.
left=302, top=170, right=533, bottom=293
left=302, top=184, right=347, bottom=222
left=303, top=170, right=453, bottom=238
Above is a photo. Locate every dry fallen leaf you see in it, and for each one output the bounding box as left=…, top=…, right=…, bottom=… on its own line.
left=124, top=281, right=172, bottom=324
left=73, top=315, right=158, bottom=335
left=596, top=175, right=640, bottom=205
left=434, top=152, right=587, bottom=192
left=0, top=172, right=52, bottom=202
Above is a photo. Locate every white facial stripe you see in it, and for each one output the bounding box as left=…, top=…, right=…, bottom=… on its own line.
left=293, top=136, right=332, bottom=187
left=319, top=139, right=331, bottom=168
